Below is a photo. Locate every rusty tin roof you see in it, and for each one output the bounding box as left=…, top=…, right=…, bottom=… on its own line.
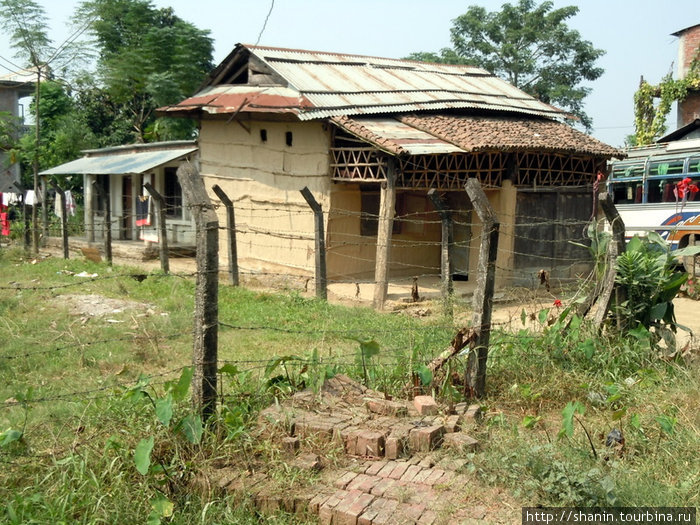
left=159, top=44, right=568, bottom=121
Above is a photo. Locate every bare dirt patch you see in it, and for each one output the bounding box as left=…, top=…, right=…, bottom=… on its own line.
left=59, top=293, right=157, bottom=318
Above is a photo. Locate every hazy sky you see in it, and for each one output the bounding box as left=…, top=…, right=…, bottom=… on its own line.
left=1, top=0, right=699, bottom=148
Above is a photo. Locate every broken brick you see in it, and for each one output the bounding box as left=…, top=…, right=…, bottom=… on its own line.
left=413, top=395, right=439, bottom=415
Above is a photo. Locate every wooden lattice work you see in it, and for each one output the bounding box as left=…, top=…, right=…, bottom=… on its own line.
left=513, top=152, right=598, bottom=187
left=330, top=147, right=387, bottom=182
left=330, top=146, right=603, bottom=189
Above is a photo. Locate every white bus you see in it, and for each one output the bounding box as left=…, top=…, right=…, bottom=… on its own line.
left=608, top=139, right=700, bottom=260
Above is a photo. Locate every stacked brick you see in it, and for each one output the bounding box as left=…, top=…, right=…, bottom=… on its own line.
left=237, top=374, right=485, bottom=523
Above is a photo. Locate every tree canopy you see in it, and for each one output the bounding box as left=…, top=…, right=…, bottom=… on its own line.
left=407, top=0, right=604, bottom=130
left=75, top=0, right=215, bottom=143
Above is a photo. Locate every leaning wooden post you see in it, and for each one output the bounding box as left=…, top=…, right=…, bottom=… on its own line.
left=211, top=184, right=239, bottom=286
left=593, top=192, right=627, bottom=329
left=464, top=178, right=499, bottom=398
left=300, top=186, right=328, bottom=300
left=373, top=158, right=397, bottom=309
left=143, top=183, right=170, bottom=275
left=177, top=162, right=219, bottom=421
left=48, top=180, right=69, bottom=259
left=427, top=189, right=454, bottom=303
left=92, top=179, right=112, bottom=266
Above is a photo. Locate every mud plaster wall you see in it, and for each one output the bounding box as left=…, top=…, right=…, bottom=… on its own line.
left=467, top=181, right=517, bottom=287
left=198, top=119, right=330, bottom=275
left=327, top=185, right=443, bottom=280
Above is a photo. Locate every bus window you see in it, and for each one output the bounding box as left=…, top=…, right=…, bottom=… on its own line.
left=611, top=181, right=638, bottom=204
left=648, top=180, right=664, bottom=203
left=689, top=157, right=700, bottom=174
left=612, top=164, right=644, bottom=179
left=649, top=160, right=684, bottom=176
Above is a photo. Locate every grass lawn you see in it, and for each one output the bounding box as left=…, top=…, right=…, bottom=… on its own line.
left=1, top=247, right=698, bottom=523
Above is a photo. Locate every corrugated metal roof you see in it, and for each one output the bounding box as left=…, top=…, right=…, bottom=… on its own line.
left=159, top=44, right=568, bottom=121
left=40, top=145, right=197, bottom=176
left=332, top=116, right=464, bottom=155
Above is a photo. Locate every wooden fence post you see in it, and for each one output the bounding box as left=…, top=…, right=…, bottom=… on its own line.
left=211, top=184, right=239, bottom=286
left=593, top=192, right=627, bottom=329
left=143, top=183, right=170, bottom=275
left=48, top=180, right=69, bottom=259
left=427, top=189, right=454, bottom=304
left=177, top=162, right=219, bottom=421
left=464, top=178, right=499, bottom=398
left=92, top=179, right=112, bottom=266
left=373, top=158, right=397, bottom=310
left=300, top=186, right=328, bottom=300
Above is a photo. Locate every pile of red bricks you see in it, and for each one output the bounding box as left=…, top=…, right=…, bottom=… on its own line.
left=222, top=374, right=485, bottom=523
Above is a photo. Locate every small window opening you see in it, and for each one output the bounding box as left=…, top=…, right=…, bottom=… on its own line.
left=285, top=131, right=293, bottom=147
left=260, top=129, right=267, bottom=142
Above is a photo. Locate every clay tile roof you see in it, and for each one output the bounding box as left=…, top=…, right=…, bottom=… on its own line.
left=398, top=114, right=623, bottom=158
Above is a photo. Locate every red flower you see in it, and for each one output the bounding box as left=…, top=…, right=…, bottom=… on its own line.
left=676, top=178, right=699, bottom=199
left=553, top=299, right=562, bottom=307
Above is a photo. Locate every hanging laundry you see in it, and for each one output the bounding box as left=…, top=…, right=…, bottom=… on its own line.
left=1, top=212, right=9, bottom=236
left=136, top=195, right=151, bottom=226
left=2, top=192, right=19, bottom=206
left=54, top=191, right=77, bottom=219
left=25, top=190, right=40, bottom=206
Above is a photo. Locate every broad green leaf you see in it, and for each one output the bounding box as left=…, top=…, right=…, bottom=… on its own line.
left=559, top=401, right=585, bottom=438
left=218, top=364, right=240, bottom=378
left=151, top=493, right=174, bottom=517
left=264, top=355, right=302, bottom=377
left=0, top=428, right=22, bottom=447
left=655, top=415, right=677, bottom=435
left=178, top=413, right=203, bottom=444
left=170, top=367, right=193, bottom=402
left=649, top=302, right=668, bottom=321
left=415, top=364, right=433, bottom=386
left=612, top=408, right=627, bottom=421
left=155, top=394, right=173, bottom=427
left=522, top=415, right=541, bottom=429
left=628, top=324, right=650, bottom=341
left=578, top=339, right=595, bottom=360
left=359, top=340, right=380, bottom=359
left=520, top=308, right=527, bottom=326
left=629, top=413, right=641, bottom=430
left=134, top=436, right=154, bottom=475
left=537, top=308, right=548, bottom=325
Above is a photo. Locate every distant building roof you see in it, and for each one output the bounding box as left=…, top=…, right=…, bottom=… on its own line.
left=159, top=43, right=569, bottom=122
left=671, top=24, right=700, bottom=37
left=658, top=119, right=700, bottom=142
left=0, top=67, right=37, bottom=96
left=40, top=141, right=197, bottom=176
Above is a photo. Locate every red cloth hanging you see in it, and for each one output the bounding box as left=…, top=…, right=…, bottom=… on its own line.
left=0, top=212, right=9, bottom=236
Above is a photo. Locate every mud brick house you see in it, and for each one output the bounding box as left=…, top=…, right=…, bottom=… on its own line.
left=158, top=44, right=621, bottom=289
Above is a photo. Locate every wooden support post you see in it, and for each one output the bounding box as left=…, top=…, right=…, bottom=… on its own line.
left=92, top=179, right=112, bottom=266
left=593, top=192, right=627, bottom=329
left=48, top=180, right=69, bottom=259
left=40, top=175, right=48, bottom=246
left=300, top=186, right=327, bottom=300
left=373, top=158, right=397, bottom=310
left=143, top=183, right=170, bottom=275
left=85, top=175, right=95, bottom=242
left=427, top=189, right=454, bottom=302
left=211, top=184, right=239, bottom=286
left=177, top=162, right=219, bottom=421
left=464, top=178, right=499, bottom=399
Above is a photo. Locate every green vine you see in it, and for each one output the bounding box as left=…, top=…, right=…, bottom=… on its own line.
left=634, top=50, right=700, bottom=146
